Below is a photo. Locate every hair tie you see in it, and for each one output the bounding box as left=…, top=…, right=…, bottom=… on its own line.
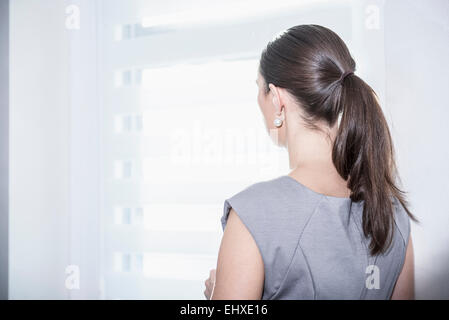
left=339, top=71, right=354, bottom=83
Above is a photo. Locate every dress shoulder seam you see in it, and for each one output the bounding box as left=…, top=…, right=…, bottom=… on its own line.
left=266, top=195, right=326, bottom=299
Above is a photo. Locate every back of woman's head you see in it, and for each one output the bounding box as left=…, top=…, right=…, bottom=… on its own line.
left=259, top=24, right=416, bottom=255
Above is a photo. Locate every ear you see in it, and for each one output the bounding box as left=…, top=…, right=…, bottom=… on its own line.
left=268, top=83, right=283, bottom=114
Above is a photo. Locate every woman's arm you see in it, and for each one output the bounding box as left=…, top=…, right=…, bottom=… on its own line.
left=210, top=208, right=264, bottom=300
left=391, top=234, right=415, bottom=299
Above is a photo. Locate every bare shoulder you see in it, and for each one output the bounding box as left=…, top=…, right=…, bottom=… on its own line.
left=212, top=208, right=264, bottom=300
left=391, top=234, right=415, bottom=299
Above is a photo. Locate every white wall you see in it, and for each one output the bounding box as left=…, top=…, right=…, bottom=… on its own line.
left=9, top=0, right=70, bottom=299
left=384, top=0, right=449, bottom=299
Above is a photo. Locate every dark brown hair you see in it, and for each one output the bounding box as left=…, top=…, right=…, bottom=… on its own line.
left=259, top=24, right=417, bottom=255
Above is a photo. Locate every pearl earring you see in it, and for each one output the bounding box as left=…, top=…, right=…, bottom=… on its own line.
left=273, top=117, right=283, bottom=127
left=273, top=110, right=284, bottom=127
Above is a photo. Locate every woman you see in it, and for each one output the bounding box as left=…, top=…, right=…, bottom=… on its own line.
left=204, top=24, right=416, bottom=300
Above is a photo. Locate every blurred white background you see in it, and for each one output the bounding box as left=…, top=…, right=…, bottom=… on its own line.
left=6, top=0, right=449, bottom=299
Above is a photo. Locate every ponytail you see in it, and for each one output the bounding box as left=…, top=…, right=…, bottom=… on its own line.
left=332, top=74, right=417, bottom=255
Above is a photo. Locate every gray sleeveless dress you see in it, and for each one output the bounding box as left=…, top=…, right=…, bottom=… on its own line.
left=221, top=175, right=411, bottom=300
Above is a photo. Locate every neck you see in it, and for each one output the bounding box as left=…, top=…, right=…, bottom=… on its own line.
left=285, top=120, right=341, bottom=177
